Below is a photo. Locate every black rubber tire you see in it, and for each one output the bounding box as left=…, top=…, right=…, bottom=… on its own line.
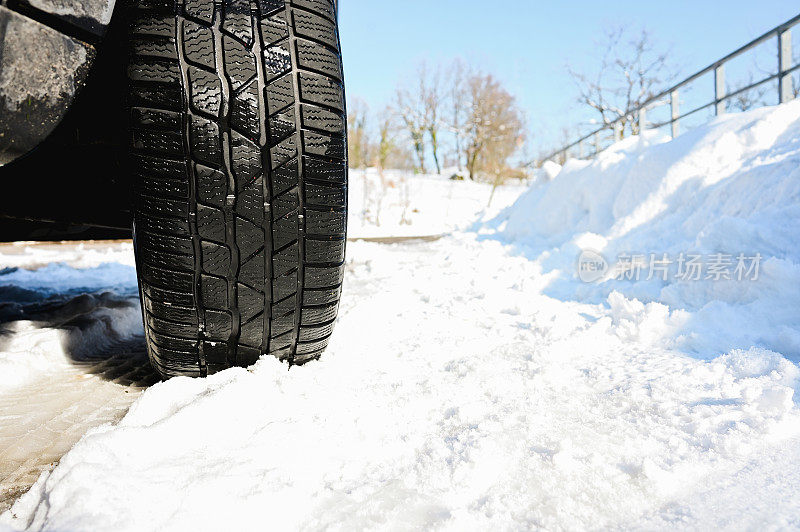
left=127, top=0, right=347, bottom=378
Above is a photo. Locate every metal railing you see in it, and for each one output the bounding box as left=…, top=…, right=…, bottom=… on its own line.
left=541, top=13, right=800, bottom=165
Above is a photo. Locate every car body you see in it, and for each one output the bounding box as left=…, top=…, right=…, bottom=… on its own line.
left=0, top=0, right=135, bottom=241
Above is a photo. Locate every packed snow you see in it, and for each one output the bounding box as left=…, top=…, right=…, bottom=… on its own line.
left=1, top=101, right=800, bottom=530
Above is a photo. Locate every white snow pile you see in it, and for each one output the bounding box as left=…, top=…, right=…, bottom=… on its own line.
left=487, top=100, right=800, bottom=360
left=528, top=159, right=562, bottom=184
left=2, top=102, right=800, bottom=530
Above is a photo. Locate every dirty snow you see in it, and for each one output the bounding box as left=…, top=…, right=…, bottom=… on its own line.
left=2, top=102, right=800, bottom=530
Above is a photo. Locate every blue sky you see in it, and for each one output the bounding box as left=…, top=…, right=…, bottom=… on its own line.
left=339, top=1, right=799, bottom=152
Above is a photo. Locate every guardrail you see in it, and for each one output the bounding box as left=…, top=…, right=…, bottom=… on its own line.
left=541, top=13, right=800, bottom=165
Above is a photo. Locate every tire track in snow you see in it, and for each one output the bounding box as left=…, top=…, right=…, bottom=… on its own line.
left=0, top=338, right=157, bottom=513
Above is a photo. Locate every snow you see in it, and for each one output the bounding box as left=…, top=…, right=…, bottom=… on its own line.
left=0, top=245, right=141, bottom=393
left=348, top=168, right=525, bottom=238
left=487, top=101, right=800, bottom=360
left=529, top=160, right=562, bottom=184
left=2, top=102, right=800, bottom=529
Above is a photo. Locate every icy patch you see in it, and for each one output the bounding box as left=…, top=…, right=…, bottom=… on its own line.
left=0, top=243, right=142, bottom=391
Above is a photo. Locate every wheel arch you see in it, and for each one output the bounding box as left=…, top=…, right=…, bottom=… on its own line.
left=0, top=0, right=116, bottom=164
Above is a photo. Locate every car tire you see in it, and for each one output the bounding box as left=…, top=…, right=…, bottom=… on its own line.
left=127, top=0, right=347, bottom=378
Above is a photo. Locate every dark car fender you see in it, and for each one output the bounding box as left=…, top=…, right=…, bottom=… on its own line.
left=0, top=0, right=136, bottom=241
left=0, top=0, right=115, bottom=164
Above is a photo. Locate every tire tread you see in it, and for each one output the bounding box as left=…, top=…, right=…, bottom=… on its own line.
left=130, top=0, right=346, bottom=377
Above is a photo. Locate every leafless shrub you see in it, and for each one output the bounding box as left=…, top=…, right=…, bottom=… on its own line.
left=727, top=72, right=771, bottom=112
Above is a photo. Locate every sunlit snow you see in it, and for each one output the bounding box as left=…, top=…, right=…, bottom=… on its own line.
left=2, top=102, right=800, bottom=530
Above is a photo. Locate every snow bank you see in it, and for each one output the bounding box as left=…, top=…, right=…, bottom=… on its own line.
left=0, top=241, right=135, bottom=270
left=488, top=100, right=800, bottom=360
left=0, top=262, right=137, bottom=296
left=529, top=160, right=562, bottom=183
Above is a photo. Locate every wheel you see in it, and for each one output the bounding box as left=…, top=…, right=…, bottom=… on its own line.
left=127, top=0, right=347, bottom=378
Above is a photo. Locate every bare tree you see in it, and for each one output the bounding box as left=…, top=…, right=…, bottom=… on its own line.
left=346, top=98, right=373, bottom=169
left=535, top=126, right=577, bottom=166
left=462, top=73, right=526, bottom=181
left=446, top=58, right=470, bottom=172
left=375, top=109, right=396, bottom=170
left=756, top=49, right=800, bottom=99
left=568, top=27, right=676, bottom=137
left=374, top=106, right=416, bottom=225
left=395, top=86, right=427, bottom=174
left=389, top=59, right=526, bottom=183
left=419, top=62, right=444, bottom=174
left=346, top=98, right=377, bottom=225
left=371, top=107, right=402, bottom=226
left=394, top=61, right=448, bottom=174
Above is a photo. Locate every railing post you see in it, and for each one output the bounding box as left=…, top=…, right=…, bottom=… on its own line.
left=779, top=28, right=794, bottom=103
left=670, top=89, right=680, bottom=138
left=715, top=65, right=726, bottom=115
left=613, top=121, right=622, bottom=142
left=578, top=139, right=585, bottom=159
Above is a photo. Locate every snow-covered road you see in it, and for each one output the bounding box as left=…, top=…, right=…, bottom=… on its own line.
left=0, top=336, right=154, bottom=513
left=2, top=235, right=800, bottom=530
left=2, top=101, right=800, bottom=529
